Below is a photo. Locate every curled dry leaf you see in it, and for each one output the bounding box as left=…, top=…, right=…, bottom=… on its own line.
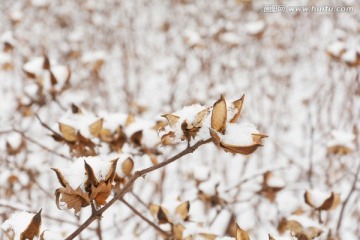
left=175, top=201, right=190, bottom=221
left=90, top=181, right=112, bottom=206
left=211, top=95, right=227, bottom=133
left=130, top=130, right=143, bottom=147
left=193, top=108, right=209, bottom=127
left=51, top=168, right=68, bottom=187
left=121, top=157, right=134, bottom=176
left=220, top=142, right=262, bottom=155
left=230, top=95, right=245, bottom=123
left=104, top=158, right=118, bottom=183
left=89, top=118, right=103, bottom=136
left=84, top=160, right=99, bottom=190
left=20, top=209, right=42, bottom=240
left=161, top=131, right=175, bottom=145
left=162, top=114, right=180, bottom=128
left=173, top=224, right=185, bottom=240
left=55, top=186, right=90, bottom=214
left=236, top=223, right=250, bottom=240
left=304, top=191, right=340, bottom=211
left=59, top=123, right=77, bottom=142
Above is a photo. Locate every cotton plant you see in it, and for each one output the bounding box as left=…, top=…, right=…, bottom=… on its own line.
left=161, top=95, right=267, bottom=154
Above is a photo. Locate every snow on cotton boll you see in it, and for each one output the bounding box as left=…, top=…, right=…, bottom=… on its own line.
left=209, top=95, right=267, bottom=155
left=1, top=210, right=42, bottom=240
left=160, top=95, right=266, bottom=155
left=53, top=104, right=103, bottom=157
left=51, top=156, right=122, bottom=214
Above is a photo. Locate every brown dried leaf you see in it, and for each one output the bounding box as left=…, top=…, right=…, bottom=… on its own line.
left=20, top=209, right=42, bottom=240
left=49, top=70, right=58, bottom=86
left=158, top=207, right=170, bottom=224
left=209, top=128, right=221, bottom=146
left=252, top=133, right=268, bottom=144
left=268, top=234, right=276, bottom=240
left=51, top=168, right=68, bottom=187
left=306, top=227, right=323, bottom=239
left=90, top=181, right=112, bottom=206
left=56, top=186, right=90, bottom=214
left=220, top=142, right=262, bottom=155
left=130, top=130, right=143, bottom=147
left=149, top=203, right=160, bottom=218
left=84, top=160, right=99, bottom=190
left=43, top=55, right=50, bottom=70
left=193, top=108, right=209, bottom=127
left=59, top=123, right=77, bottom=142
left=162, top=114, right=180, bottom=128
left=175, top=201, right=190, bottom=221
left=173, top=224, right=185, bottom=240
left=230, top=95, right=245, bottom=123
left=236, top=223, right=250, bottom=240
left=100, top=128, right=112, bottom=142
left=318, top=193, right=340, bottom=211
left=122, top=157, right=134, bottom=176
left=89, top=118, right=103, bottom=137
left=125, top=113, right=135, bottom=126
left=286, top=220, right=303, bottom=234
left=104, top=158, right=118, bottom=183
left=211, top=95, right=227, bottom=133
left=71, top=103, right=81, bottom=114
left=161, top=131, right=175, bottom=145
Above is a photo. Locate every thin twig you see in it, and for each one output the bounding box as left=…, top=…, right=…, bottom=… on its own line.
left=35, top=114, right=64, bottom=140
left=336, top=162, right=360, bottom=234
left=13, top=129, right=71, bottom=160
left=64, top=139, right=212, bottom=240
left=120, top=198, right=170, bottom=238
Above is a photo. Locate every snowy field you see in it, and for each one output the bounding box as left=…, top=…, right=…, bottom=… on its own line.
left=0, top=0, right=359, bottom=239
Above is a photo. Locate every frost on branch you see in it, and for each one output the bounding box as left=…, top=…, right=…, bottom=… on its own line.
left=52, top=155, right=134, bottom=214
left=161, top=95, right=266, bottom=155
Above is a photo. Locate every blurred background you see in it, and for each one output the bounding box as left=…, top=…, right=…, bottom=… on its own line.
left=0, top=0, right=359, bottom=239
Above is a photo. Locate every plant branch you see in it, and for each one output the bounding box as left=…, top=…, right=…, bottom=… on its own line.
left=64, top=138, right=212, bottom=240
left=120, top=198, right=171, bottom=238
left=336, top=162, right=360, bottom=234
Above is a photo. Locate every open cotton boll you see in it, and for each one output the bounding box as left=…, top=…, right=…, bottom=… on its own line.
left=326, top=41, right=346, bottom=57
left=1, top=211, right=34, bottom=240
left=23, top=57, right=44, bottom=76
left=246, top=20, right=265, bottom=35
left=221, top=123, right=259, bottom=146
left=267, top=174, right=286, bottom=188
left=59, top=110, right=100, bottom=138
left=216, top=237, right=235, bottom=240
left=306, top=189, right=332, bottom=209
left=60, top=156, right=113, bottom=190
left=6, top=132, right=22, bottom=148
left=141, top=128, right=160, bottom=148
left=327, top=130, right=355, bottom=150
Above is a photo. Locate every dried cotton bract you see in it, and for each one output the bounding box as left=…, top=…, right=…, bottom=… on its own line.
left=52, top=156, right=134, bottom=214
left=161, top=95, right=266, bottom=155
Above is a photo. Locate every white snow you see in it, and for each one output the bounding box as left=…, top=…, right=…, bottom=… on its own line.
left=306, top=189, right=331, bottom=209
left=6, top=132, right=22, bottom=148
left=219, top=32, right=240, bottom=45
left=23, top=57, right=44, bottom=76
left=246, top=20, right=265, bottom=35
left=327, top=130, right=355, bottom=150
left=341, top=49, right=357, bottom=64
left=326, top=41, right=346, bottom=57
left=221, top=123, right=259, bottom=146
